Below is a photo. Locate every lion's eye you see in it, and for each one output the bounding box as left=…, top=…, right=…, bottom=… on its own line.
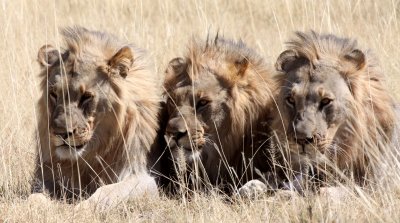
left=286, top=96, right=295, bottom=107
left=80, top=92, right=94, bottom=107
left=196, top=99, right=210, bottom=110
left=320, top=98, right=333, bottom=108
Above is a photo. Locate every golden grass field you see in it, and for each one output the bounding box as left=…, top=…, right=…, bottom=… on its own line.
left=1, top=0, right=400, bottom=222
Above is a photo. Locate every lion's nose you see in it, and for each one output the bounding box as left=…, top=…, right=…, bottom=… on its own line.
left=174, top=131, right=187, bottom=141
left=55, top=128, right=77, bottom=140
left=294, top=121, right=316, bottom=145
left=166, top=117, right=188, bottom=141
left=296, top=137, right=314, bottom=145
left=52, top=109, right=81, bottom=139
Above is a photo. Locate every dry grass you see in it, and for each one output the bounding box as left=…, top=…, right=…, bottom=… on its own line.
left=1, top=0, right=400, bottom=222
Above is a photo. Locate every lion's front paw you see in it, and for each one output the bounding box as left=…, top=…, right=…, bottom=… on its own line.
left=236, top=179, right=268, bottom=199
left=75, top=174, right=159, bottom=212
left=75, top=184, right=128, bottom=212
left=27, top=193, right=51, bottom=205
left=319, top=186, right=349, bottom=202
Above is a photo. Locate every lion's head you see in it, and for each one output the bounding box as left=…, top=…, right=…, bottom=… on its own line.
left=163, top=36, right=275, bottom=185
left=37, top=42, right=118, bottom=160
left=273, top=31, right=396, bottom=181
left=37, top=30, right=141, bottom=161
left=34, top=27, right=160, bottom=198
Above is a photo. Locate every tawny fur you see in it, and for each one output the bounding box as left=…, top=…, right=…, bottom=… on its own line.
left=161, top=36, right=277, bottom=190
left=273, top=31, right=397, bottom=183
left=32, top=27, right=161, bottom=199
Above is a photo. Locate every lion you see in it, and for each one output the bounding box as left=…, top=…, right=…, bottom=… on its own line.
left=30, top=26, right=161, bottom=210
left=268, top=31, right=398, bottom=190
left=156, top=35, right=278, bottom=193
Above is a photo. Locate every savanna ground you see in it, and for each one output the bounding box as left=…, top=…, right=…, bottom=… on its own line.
left=1, top=0, right=400, bottom=222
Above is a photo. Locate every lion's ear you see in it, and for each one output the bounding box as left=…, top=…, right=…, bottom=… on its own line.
left=164, top=57, right=190, bottom=91
left=343, top=49, right=366, bottom=71
left=166, top=57, right=188, bottom=76
left=234, top=57, right=249, bottom=77
left=37, top=45, right=60, bottom=67
left=109, top=46, right=134, bottom=78
left=275, top=50, right=308, bottom=73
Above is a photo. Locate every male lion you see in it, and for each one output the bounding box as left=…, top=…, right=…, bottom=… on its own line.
left=156, top=36, right=277, bottom=193
left=31, top=27, right=160, bottom=209
left=270, top=31, right=397, bottom=190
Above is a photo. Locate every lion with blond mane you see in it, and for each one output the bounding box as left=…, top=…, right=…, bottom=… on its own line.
left=30, top=27, right=160, bottom=209
left=268, top=31, right=398, bottom=190
left=156, top=35, right=277, bottom=193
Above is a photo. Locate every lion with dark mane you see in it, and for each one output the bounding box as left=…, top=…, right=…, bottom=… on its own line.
left=31, top=26, right=160, bottom=209
left=271, top=31, right=397, bottom=188
left=155, top=35, right=277, bottom=193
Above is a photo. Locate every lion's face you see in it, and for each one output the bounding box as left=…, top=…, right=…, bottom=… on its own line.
left=274, top=49, right=365, bottom=166
left=38, top=45, right=134, bottom=161
left=164, top=58, right=231, bottom=164
left=46, top=61, right=106, bottom=160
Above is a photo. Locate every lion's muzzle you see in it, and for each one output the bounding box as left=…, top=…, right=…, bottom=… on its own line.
left=50, top=105, right=92, bottom=151
left=165, top=116, right=205, bottom=151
